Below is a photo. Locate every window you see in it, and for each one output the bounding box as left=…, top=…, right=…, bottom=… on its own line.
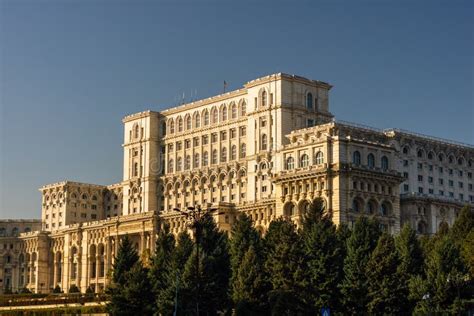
left=133, top=163, right=139, bottom=177
left=231, top=104, right=237, bottom=119
left=240, top=126, right=246, bottom=136
left=211, top=133, right=218, bottom=143
left=177, top=117, right=183, bottom=132
left=231, top=145, right=237, bottom=160
left=428, top=176, right=433, bottom=183
left=184, top=155, right=191, bottom=170
left=367, top=153, right=375, bottom=168
left=307, top=119, right=314, bottom=127
left=315, top=151, right=324, bottom=165
left=212, top=108, right=218, bottom=124
left=353, top=151, right=361, bottom=165
left=403, top=172, right=409, bottom=178
left=221, top=131, right=227, bottom=141
left=439, top=190, right=444, bottom=196
left=204, top=110, right=210, bottom=126
left=418, top=175, right=423, bottom=182
left=212, top=150, right=218, bottom=164
left=439, top=178, right=444, bottom=185
left=417, top=150, right=423, bottom=158
left=221, top=147, right=227, bottom=162
left=240, top=102, right=247, bottom=116
left=221, top=105, right=227, bottom=121
left=240, top=144, right=246, bottom=158
left=185, top=139, right=191, bottom=149
left=193, top=137, right=200, bottom=147
left=194, top=112, right=201, bottom=128
left=194, top=154, right=199, bottom=168
left=286, top=157, right=295, bottom=170
left=418, top=187, right=424, bottom=194
left=203, top=152, right=209, bottom=166
left=381, top=156, right=389, bottom=170
left=429, top=165, right=433, bottom=171
left=404, top=184, right=409, bottom=192
left=429, top=189, right=434, bottom=194
left=403, top=160, right=409, bottom=166
left=449, top=180, right=454, bottom=187
left=261, top=91, right=267, bottom=106
left=403, top=146, right=409, bottom=154
left=202, top=135, right=209, bottom=145
left=307, top=93, right=313, bottom=109
left=352, top=199, right=362, bottom=213
left=459, top=182, right=464, bottom=188
left=176, top=142, right=182, bottom=151
left=300, top=154, right=309, bottom=167
left=449, top=169, right=453, bottom=175
left=185, top=115, right=191, bottom=130
left=417, top=163, right=423, bottom=169
left=176, top=157, right=182, bottom=171
left=261, top=118, right=267, bottom=127
left=261, top=134, right=267, bottom=151
left=459, top=170, right=463, bottom=177
left=169, top=120, right=175, bottom=134
left=230, top=128, right=236, bottom=139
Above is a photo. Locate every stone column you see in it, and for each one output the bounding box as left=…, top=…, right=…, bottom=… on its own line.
left=53, top=258, right=57, bottom=287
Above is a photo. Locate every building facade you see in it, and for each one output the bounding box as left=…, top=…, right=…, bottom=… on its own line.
left=1, top=73, right=472, bottom=294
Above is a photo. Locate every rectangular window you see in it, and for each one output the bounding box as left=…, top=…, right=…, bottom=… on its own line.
left=428, top=188, right=434, bottom=194
left=429, top=165, right=433, bottom=171
left=202, top=135, right=209, bottom=145
left=418, top=187, right=423, bottom=194
left=439, top=178, right=444, bottom=185
left=91, top=214, right=97, bottom=220
left=221, top=131, right=227, bottom=141
left=230, top=129, right=236, bottom=139
left=418, top=175, right=423, bottom=182
left=403, top=172, right=409, bottom=178
left=240, top=127, right=246, bottom=137
left=168, top=144, right=174, bottom=152
left=193, top=137, right=200, bottom=147
left=176, top=142, right=182, bottom=151
left=417, top=163, right=423, bottom=169
left=449, top=169, right=453, bottom=175
left=449, top=192, right=454, bottom=197
left=185, top=139, right=191, bottom=149
left=211, top=133, right=218, bottom=143
left=262, top=186, right=267, bottom=192
left=469, top=183, right=473, bottom=191
left=459, top=193, right=464, bottom=200
left=439, top=190, right=444, bottom=196
left=468, top=172, right=472, bottom=179
left=261, top=119, right=266, bottom=127
left=459, top=182, right=463, bottom=188
left=428, top=176, right=433, bottom=183
left=91, top=205, right=97, bottom=210
left=459, top=170, right=463, bottom=177
left=307, top=119, right=314, bottom=127
left=449, top=180, right=454, bottom=187
left=439, top=166, right=443, bottom=173
left=404, top=184, right=409, bottom=192
left=403, top=160, right=409, bottom=167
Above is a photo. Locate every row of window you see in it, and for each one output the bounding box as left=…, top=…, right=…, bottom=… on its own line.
left=0, top=227, right=32, bottom=237
left=405, top=185, right=474, bottom=202
left=353, top=181, right=394, bottom=195
left=285, top=152, right=325, bottom=170
left=168, top=144, right=247, bottom=172
left=353, top=151, right=390, bottom=170
left=415, top=175, right=473, bottom=190
left=402, top=146, right=472, bottom=167
left=168, top=127, right=247, bottom=152
left=406, top=161, right=472, bottom=178
left=168, top=102, right=247, bottom=134
left=352, top=198, right=392, bottom=216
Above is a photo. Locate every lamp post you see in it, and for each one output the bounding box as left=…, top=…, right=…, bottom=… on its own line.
left=173, top=205, right=221, bottom=315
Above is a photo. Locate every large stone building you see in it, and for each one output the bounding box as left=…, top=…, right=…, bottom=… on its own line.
left=1, top=73, right=472, bottom=294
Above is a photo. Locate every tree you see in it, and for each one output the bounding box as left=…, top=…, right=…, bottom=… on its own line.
left=395, top=223, right=424, bottom=314
left=111, top=235, right=139, bottom=286
left=339, top=216, right=380, bottom=313
left=300, top=198, right=344, bottom=312
left=180, top=213, right=231, bottom=315
left=149, top=223, right=176, bottom=315
left=229, top=213, right=266, bottom=313
left=107, top=262, right=154, bottom=316
left=450, top=205, right=473, bottom=243
left=264, top=218, right=307, bottom=314
left=366, top=233, right=403, bottom=314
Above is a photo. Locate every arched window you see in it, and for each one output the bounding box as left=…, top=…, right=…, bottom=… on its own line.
left=438, top=153, right=444, bottom=162
left=212, top=150, right=218, bottom=164
left=169, top=120, right=175, bottom=134
left=231, top=104, right=237, bottom=119
left=176, top=157, right=182, bottom=171
left=261, top=91, right=267, bottom=107
left=366, top=200, right=377, bottom=214
left=380, top=202, right=390, bottom=216
left=261, top=134, right=267, bottom=151
left=185, top=115, right=191, bottom=130
left=202, top=152, right=209, bottom=166
left=449, top=155, right=454, bottom=163
left=417, top=149, right=424, bottom=158
left=231, top=145, right=237, bottom=160
left=286, top=157, right=295, bottom=170
left=315, top=151, right=324, bottom=165
left=307, top=93, right=313, bottom=110
left=300, top=154, right=309, bottom=167
left=82, top=194, right=88, bottom=200
left=381, top=156, right=389, bottom=170
left=221, top=105, right=227, bottom=121
left=367, top=153, right=375, bottom=168
left=353, top=151, right=361, bottom=165
left=417, top=221, right=427, bottom=234
left=193, top=153, right=199, bottom=168
left=240, top=101, right=247, bottom=116
left=240, top=143, right=246, bottom=158
left=168, top=159, right=174, bottom=173
left=134, top=124, right=140, bottom=138
left=177, top=117, right=183, bottom=132
left=133, top=162, right=139, bottom=176
left=221, top=147, right=227, bottom=162
left=428, top=152, right=434, bottom=160
left=352, top=199, right=362, bottom=213
left=24, top=227, right=31, bottom=233
left=402, top=146, right=409, bottom=154
left=203, top=110, right=210, bottom=126
left=12, top=227, right=19, bottom=236
left=161, top=122, right=166, bottom=136
left=184, top=155, right=191, bottom=170
left=211, top=108, right=218, bottom=124
left=194, top=112, right=201, bottom=128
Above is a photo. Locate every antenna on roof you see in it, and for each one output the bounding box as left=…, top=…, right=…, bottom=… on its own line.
left=223, top=80, right=227, bottom=93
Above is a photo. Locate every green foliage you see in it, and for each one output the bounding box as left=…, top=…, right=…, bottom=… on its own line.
left=264, top=218, right=307, bottom=314
left=301, top=198, right=344, bottom=312
left=68, top=284, right=80, bottom=293
left=107, top=262, right=154, bottom=316
left=339, top=216, right=380, bottom=313
left=462, top=230, right=474, bottom=276
left=112, top=235, right=139, bottom=286
left=366, top=233, right=403, bottom=314
left=450, top=205, right=473, bottom=243
left=85, top=286, right=94, bottom=294
left=52, top=285, right=62, bottom=293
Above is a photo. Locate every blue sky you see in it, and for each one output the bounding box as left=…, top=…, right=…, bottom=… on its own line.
left=1, top=0, right=473, bottom=219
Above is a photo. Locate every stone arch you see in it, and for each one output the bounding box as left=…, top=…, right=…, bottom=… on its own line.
left=352, top=197, right=364, bottom=213
left=417, top=220, right=427, bottom=234
left=297, top=199, right=311, bottom=215
left=283, top=201, right=296, bottom=217
left=379, top=200, right=392, bottom=216
left=366, top=199, right=378, bottom=215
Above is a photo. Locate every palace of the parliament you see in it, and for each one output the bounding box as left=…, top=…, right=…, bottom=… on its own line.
left=1, top=73, right=473, bottom=294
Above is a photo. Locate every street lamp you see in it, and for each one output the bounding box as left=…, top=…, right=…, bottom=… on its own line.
left=173, top=205, right=223, bottom=315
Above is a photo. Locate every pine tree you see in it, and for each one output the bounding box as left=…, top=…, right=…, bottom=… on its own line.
left=111, top=235, right=139, bottom=286
left=366, top=233, right=402, bottom=314
left=108, top=262, right=154, bottom=316
left=229, top=213, right=265, bottom=312
left=264, top=218, right=307, bottom=314
left=450, top=205, right=473, bottom=243
left=180, top=213, right=231, bottom=315
left=149, top=223, right=176, bottom=315
left=233, top=245, right=267, bottom=315
left=339, top=216, right=380, bottom=314
left=301, top=198, right=343, bottom=312
left=395, top=223, right=424, bottom=314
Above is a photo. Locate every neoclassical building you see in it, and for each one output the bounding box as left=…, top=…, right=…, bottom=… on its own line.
left=1, top=73, right=472, bottom=294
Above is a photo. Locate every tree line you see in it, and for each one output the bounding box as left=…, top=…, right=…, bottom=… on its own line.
left=106, top=200, right=473, bottom=315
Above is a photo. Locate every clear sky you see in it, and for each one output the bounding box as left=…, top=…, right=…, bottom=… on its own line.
left=0, top=0, right=473, bottom=219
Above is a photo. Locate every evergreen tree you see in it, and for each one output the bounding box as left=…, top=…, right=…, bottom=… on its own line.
left=149, top=223, right=176, bottom=315
left=52, top=285, right=62, bottom=293
left=339, top=216, right=380, bottom=314
left=395, top=223, right=424, bottom=314
left=462, top=230, right=474, bottom=276
left=366, top=233, right=403, bottom=314
left=450, top=205, right=473, bottom=243
left=107, top=262, right=154, bottom=316
left=229, top=213, right=266, bottom=312
left=301, top=198, right=343, bottom=312
left=180, top=213, right=231, bottom=315
left=233, top=245, right=267, bottom=315
left=111, top=235, right=139, bottom=286
left=264, top=218, right=307, bottom=314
